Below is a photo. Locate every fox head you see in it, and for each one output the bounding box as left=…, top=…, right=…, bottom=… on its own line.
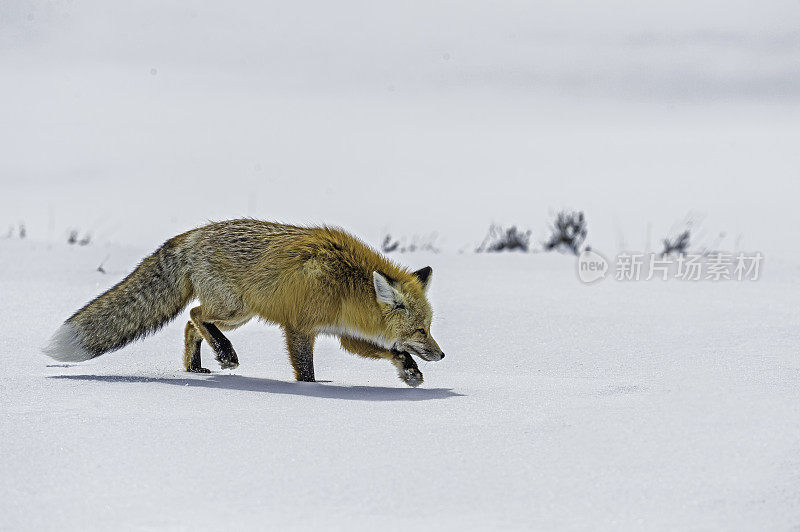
left=372, top=267, right=445, bottom=362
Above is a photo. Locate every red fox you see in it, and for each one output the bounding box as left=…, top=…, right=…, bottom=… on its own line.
left=44, top=219, right=444, bottom=387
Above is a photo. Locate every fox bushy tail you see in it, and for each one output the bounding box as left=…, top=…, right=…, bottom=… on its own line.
left=44, top=237, right=194, bottom=362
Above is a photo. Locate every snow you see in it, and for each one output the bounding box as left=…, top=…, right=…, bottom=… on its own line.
left=1, top=240, right=798, bottom=530
left=2, top=0, right=799, bottom=529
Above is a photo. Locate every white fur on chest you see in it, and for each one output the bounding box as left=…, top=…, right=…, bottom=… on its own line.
left=315, top=324, right=395, bottom=350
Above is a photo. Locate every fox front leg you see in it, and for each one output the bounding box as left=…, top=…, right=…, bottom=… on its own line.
left=339, top=336, right=424, bottom=387
left=285, top=328, right=316, bottom=382
left=390, top=349, right=424, bottom=388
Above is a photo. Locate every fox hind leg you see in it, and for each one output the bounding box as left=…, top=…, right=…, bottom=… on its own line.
left=285, top=328, right=316, bottom=382
left=188, top=306, right=249, bottom=370
left=213, top=314, right=254, bottom=368
left=184, top=321, right=210, bottom=373
left=204, top=322, right=239, bottom=369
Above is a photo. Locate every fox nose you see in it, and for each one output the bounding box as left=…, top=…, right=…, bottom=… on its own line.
left=439, top=352, right=445, bottom=359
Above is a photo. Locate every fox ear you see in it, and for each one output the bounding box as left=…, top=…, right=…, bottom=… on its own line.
left=413, top=266, right=432, bottom=290
left=373, top=271, right=400, bottom=306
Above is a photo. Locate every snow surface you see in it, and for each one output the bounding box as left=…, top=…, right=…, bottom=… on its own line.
left=2, top=0, right=800, bottom=529
left=1, top=240, right=798, bottom=530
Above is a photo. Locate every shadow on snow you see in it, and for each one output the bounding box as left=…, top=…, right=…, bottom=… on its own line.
left=49, top=374, right=464, bottom=402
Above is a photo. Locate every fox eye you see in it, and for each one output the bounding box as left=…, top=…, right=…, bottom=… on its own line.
left=416, top=328, right=427, bottom=337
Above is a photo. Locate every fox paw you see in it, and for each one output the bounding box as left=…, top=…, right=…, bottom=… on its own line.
left=400, top=367, right=424, bottom=388
left=187, top=367, right=211, bottom=374
left=216, top=357, right=239, bottom=370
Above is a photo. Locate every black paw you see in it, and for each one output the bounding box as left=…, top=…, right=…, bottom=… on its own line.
left=216, top=356, right=239, bottom=369
left=400, top=367, right=424, bottom=387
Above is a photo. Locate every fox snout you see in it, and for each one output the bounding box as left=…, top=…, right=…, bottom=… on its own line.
left=406, top=340, right=445, bottom=362
left=422, top=337, right=445, bottom=361
left=414, top=350, right=445, bottom=362
left=420, top=350, right=444, bottom=362
left=393, top=345, right=444, bottom=362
